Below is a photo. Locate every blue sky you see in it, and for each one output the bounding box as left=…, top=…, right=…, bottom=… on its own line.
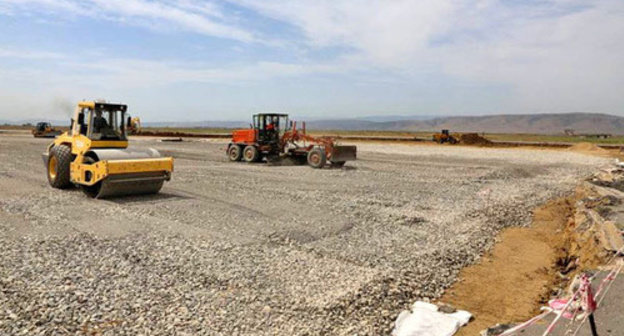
left=0, top=0, right=622, bottom=122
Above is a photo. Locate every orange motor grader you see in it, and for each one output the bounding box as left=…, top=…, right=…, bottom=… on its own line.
left=227, top=113, right=356, bottom=168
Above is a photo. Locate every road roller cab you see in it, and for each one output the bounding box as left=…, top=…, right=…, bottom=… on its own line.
left=43, top=101, right=173, bottom=198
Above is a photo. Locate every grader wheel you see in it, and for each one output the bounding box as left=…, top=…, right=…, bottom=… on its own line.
left=307, top=148, right=326, bottom=169
left=243, top=145, right=260, bottom=162
left=228, top=145, right=242, bottom=161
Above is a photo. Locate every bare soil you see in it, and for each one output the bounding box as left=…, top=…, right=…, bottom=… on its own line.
left=567, top=142, right=610, bottom=156
left=441, top=194, right=579, bottom=335
left=460, top=133, right=493, bottom=146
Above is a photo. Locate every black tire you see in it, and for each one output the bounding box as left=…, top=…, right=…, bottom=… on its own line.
left=47, top=145, right=72, bottom=189
left=331, top=161, right=346, bottom=168
left=307, top=148, right=326, bottom=168
left=243, top=145, right=260, bottom=162
left=228, top=145, right=243, bottom=161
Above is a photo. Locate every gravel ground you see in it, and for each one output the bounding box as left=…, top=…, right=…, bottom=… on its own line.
left=0, top=133, right=609, bottom=335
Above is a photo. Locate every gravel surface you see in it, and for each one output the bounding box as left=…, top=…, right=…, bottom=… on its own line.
left=0, top=134, right=609, bottom=335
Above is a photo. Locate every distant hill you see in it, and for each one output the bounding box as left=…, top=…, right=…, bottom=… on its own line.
left=372, top=113, right=624, bottom=134
left=4, top=113, right=623, bottom=135
left=305, top=113, right=624, bottom=134
left=304, top=119, right=380, bottom=130
left=142, top=114, right=440, bottom=130
left=143, top=121, right=248, bottom=129
left=148, top=113, right=624, bottom=134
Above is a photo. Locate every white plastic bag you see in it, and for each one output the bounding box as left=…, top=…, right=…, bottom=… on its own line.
left=392, top=301, right=471, bottom=336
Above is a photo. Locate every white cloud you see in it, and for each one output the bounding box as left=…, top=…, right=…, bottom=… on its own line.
left=0, top=0, right=85, bottom=15
left=0, top=47, right=65, bottom=59
left=233, top=0, right=624, bottom=113
left=74, top=58, right=345, bottom=87
left=91, top=0, right=254, bottom=42
left=234, top=0, right=455, bottom=67
left=0, top=50, right=348, bottom=90
left=173, top=0, right=225, bottom=19
left=0, top=0, right=255, bottom=42
left=1, top=0, right=623, bottom=117
left=432, top=1, right=624, bottom=112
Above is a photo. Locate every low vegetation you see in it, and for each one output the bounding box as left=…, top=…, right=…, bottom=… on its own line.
left=3, top=124, right=624, bottom=144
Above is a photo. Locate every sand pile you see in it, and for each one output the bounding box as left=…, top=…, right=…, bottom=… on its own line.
left=459, top=133, right=493, bottom=146
left=568, top=142, right=611, bottom=158
left=567, top=142, right=608, bottom=155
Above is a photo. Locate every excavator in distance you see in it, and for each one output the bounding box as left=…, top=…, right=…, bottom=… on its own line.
left=43, top=101, right=173, bottom=198
left=432, top=129, right=459, bottom=144
left=227, top=113, right=356, bottom=168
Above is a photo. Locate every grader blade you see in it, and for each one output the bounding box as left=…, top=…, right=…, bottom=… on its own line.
left=330, top=145, right=357, bottom=162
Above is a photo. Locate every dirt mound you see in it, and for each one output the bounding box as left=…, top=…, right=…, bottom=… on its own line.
left=441, top=196, right=576, bottom=336
left=443, top=179, right=624, bottom=336
left=567, top=142, right=608, bottom=155
left=459, top=133, right=493, bottom=146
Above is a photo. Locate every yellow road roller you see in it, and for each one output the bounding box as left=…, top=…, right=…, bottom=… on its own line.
left=43, top=101, right=173, bottom=198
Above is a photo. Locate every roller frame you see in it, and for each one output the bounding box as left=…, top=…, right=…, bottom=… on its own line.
left=70, top=157, right=173, bottom=186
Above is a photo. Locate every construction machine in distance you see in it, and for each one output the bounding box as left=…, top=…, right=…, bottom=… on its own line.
left=43, top=101, right=173, bottom=198
left=432, top=129, right=459, bottom=144
left=127, top=116, right=141, bottom=135
left=32, top=122, right=62, bottom=138
left=227, top=113, right=356, bottom=168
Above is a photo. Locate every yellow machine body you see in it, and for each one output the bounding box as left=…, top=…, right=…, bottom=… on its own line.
left=128, top=116, right=141, bottom=135
left=43, top=101, right=173, bottom=198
